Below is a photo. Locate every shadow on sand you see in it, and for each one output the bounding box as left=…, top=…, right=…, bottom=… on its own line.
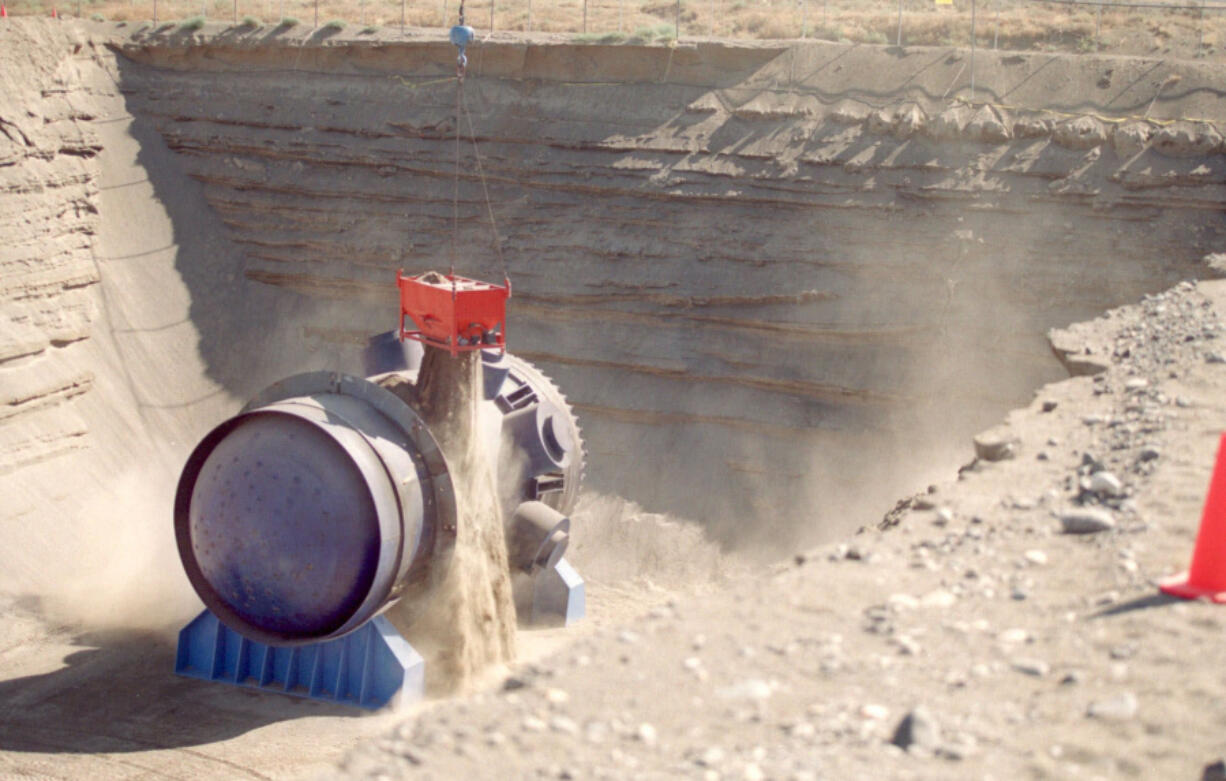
left=0, top=623, right=362, bottom=756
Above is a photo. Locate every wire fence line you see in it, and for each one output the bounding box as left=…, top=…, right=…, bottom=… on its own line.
left=7, top=0, right=1226, bottom=63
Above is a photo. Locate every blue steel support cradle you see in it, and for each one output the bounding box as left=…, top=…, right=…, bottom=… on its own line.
left=175, top=610, right=423, bottom=710
left=527, top=557, right=585, bottom=628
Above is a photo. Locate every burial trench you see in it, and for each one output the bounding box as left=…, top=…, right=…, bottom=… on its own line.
left=6, top=20, right=1226, bottom=605
left=5, top=16, right=1226, bottom=774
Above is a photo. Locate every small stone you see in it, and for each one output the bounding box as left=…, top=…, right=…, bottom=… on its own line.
left=861, top=703, right=890, bottom=720
left=744, top=763, right=765, bottom=781
left=1011, top=657, right=1050, bottom=677
left=683, top=656, right=703, bottom=672
left=523, top=716, right=548, bottom=732
left=1124, top=377, right=1149, bottom=391
left=973, top=425, right=1019, bottom=462
left=1202, top=759, right=1226, bottom=781
left=1041, top=400, right=1058, bottom=412
left=617, top=630, right=640, bottom=644
left=635, top=723, right=658, bottom=745
left=717, top=679, right=774, bottom=701
left=998, top=628, right=1030, bottom=644
left=1061, top=671, right=1084, bottom=686
left=1024, top=549, right=1048, bottom=566
left=1061, top=508, right=1116, bottom=534
left=697, top=746, right=725, bottom=767
left=933, top=507, right=953, bottom=526
left=1208, top=352, right=1226, bottom=364
left=546, top=688, right=570, bottom=705
left=503, top=676, right=529, bottom=691
left=1087, top=691, right=1138, bottom=721
left=1088, top=471, right=1124, bottom=497
left=1140, top=447, right=1161, bottom=462
left=891, top=706, right=940, bottom=751
left=888, top=593, right=920, bottom=610
left=921, top=589, right=957, bottom=608
left=550, top=715, right=580, bottom=736
left=894, top=635, right=922, bottom=656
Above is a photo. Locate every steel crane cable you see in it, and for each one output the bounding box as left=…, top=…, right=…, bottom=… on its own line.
left=450, top=1, right=510, bottom=291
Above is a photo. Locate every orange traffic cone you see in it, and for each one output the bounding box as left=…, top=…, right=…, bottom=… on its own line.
left=50, top=6, right=57, bottom=16
left=1, top=6, right=7, bottom=17
left=1161, top=432, right=1226, bottom=602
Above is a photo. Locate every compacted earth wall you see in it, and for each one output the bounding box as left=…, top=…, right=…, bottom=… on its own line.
left=5, top=20, right=1226, bottom=562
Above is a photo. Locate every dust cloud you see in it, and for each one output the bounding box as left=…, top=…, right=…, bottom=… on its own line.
left=0, top=462, right=199, bottom=637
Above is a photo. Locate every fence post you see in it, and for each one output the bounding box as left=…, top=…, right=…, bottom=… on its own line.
left=993, top=0, right=999, bottom=49
left=1199, top=1, right=1206, bottom=56
left=400, top=0, right=404, bottom=32
left=233, top=0, right=236, bottom=22
left=1095, top=1, right=1101, bottom=51
left=822, top=0, right=827, bottom=30
left=489, top=0, right=493, bottom=30
left=527, top=0, right=531, bottom=31
left=583, top=0, right=587, bottom=32
left=153, top=0, right=157, bottom=24
left=800, top=0, right=806, bottom=38
left=896, top=0, right=902, bottom=46
left=313, top=0, right=317, bottom=27
left=970, top=0, right=976, bottom=101
left=675, top=0, right=680, bottom=40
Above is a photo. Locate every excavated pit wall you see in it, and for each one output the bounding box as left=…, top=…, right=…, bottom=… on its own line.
left=5, top=21, right=1226, bottom=568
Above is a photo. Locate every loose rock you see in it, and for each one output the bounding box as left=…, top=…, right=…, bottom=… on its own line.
left=974, top=425, right=1019, bottom=462
left=1060, top=508, right=1116, bottom=534
left=1087, top=692, right=1138, bottom=721
left=1202, top=759, right=1226, bottom=781
left=891, top=706, right=941, bottom=751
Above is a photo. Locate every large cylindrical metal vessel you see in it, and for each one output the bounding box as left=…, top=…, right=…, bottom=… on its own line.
left=174, top=352, right=584, bottom=647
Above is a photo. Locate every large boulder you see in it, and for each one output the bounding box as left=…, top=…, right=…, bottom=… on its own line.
left=1112, top=120, right=1154, bottom=158
left=925, top=105, right=973, bottom=142
left=1052, top=115, right=1109, bottom=150
left=964, top=104, right=1012, bottom=144
left=1151, top=121, right=1224, bottom=158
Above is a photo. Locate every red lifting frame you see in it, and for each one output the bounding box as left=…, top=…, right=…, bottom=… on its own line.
left=397, top=270, right=511, bottom=356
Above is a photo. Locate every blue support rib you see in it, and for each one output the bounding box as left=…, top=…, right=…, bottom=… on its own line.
left=175, top=610, right=423, bottom=710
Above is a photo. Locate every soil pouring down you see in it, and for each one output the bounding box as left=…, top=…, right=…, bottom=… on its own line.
left=3, top=14, right=1226, bottom=779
